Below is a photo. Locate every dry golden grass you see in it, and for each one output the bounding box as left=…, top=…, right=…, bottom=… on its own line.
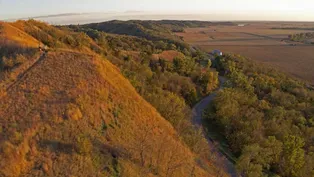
left=0, top=22, right=39, bottom=48
left=8, top=20, right=103, bottom=55
left=0, top=51, right=217, bottom=177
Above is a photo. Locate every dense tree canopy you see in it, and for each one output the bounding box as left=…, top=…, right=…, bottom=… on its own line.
left=207, top=54, right=314, bottom=177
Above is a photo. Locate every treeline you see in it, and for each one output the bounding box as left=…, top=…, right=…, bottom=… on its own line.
left=73, top=20, right=198, bottom=53
left=206, top=54, right=314, bottom=177
left=68, top=26, right=188, bottom=55
left=289, top=32, right=314, bottom=44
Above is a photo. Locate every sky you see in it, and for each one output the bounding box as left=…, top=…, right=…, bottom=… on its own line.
left=1, top=0, right=314, bottom=21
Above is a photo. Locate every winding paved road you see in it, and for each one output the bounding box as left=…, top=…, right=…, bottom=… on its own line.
left=192, top=76, right=238, bottom=177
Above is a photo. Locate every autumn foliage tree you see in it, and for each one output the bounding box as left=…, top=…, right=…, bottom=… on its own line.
left=207, top=54, right=314, bottom=177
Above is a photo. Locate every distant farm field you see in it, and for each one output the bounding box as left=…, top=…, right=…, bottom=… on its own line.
left=176, top=22, right=314, bottom=84
left=200, top=45, right=314, bottom=82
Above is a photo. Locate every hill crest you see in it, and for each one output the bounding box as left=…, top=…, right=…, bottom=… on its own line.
left=0, top=50, right=215, bottom=176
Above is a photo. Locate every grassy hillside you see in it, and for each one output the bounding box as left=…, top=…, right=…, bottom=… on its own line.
left=0, top=20, right=226, bottom=177
left=0, top=51, right=215, bottom=177
left=9, top=20, right=103, bottom=54
left=0, top=22, right=40, bottom=47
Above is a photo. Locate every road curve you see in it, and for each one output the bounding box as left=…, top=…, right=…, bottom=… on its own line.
left=192, top=76, right=238, bottom=177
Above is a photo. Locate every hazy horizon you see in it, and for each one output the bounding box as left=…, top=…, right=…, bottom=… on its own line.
left=2, top=12, right=314, bottom=25
left=1, top=0, right=314, bottom=23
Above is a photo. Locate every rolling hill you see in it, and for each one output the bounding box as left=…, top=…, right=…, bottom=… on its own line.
left=73, top=20, right=215, bottom=52
left=0, top=20, right=224, bottom=177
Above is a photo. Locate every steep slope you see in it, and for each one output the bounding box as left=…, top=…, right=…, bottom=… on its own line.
left=0, top=24, right=39, bottom=86
left=0, top=51, right=215, bottom=177
left=0, top=22, right=40, bottom=47
left=9, top=20, right=103, bottom=54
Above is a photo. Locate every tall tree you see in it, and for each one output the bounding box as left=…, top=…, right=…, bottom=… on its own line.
left=280, top=135, right=305, bottom=177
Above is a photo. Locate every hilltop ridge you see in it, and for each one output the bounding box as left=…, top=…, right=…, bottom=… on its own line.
left=0, top=22, right=40, bottom=47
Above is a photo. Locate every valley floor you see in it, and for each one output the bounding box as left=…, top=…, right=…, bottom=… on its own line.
left=177, top=23, right=314, bottom=84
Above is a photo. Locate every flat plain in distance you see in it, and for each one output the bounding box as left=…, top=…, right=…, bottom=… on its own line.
left=177, top=22, right=314, bottom=84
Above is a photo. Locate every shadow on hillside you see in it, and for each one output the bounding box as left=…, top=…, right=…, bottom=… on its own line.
left=40, top=138, right=128, bottom=158
left=40, top=140, right=76, bottom=154
left=93, top=139, right=129, bottom=158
